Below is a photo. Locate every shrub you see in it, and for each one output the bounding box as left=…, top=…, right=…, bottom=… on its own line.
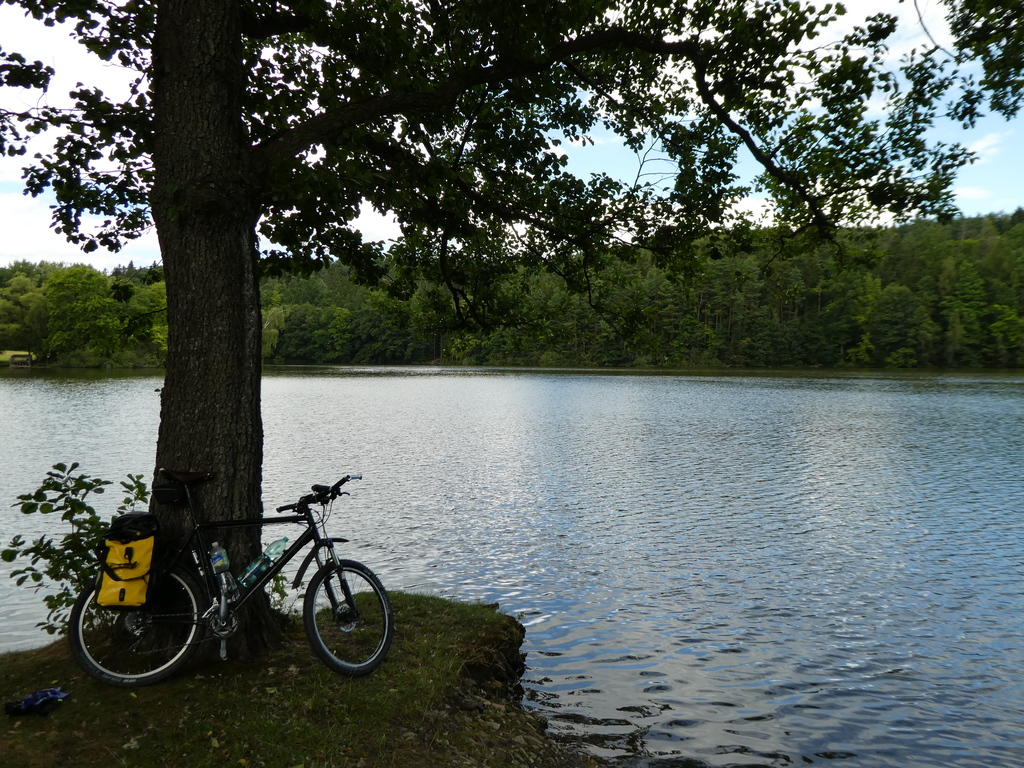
left=2, top=463, right=148, bottom=634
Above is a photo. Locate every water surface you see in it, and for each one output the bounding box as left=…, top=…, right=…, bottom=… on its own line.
left=1, top=366, right=1022, bottom=768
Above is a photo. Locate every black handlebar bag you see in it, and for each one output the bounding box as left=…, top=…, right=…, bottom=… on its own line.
left=95, top=512, right=161, bottom=609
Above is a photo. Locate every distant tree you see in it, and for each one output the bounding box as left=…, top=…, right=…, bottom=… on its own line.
left=275, top=304, right=351, bottom=363
left=0, top=260, right=61, bottom=289
left=0, top=272, right=48, bottom=356
left=124, top=280, right=169, bottom=363
left=260, top=304, right=287, bottom=360
left=985, top=303, right=1023, bottom=366
left=870, top=283, right=921, bottom=366
left=942, top=258, right=987, bottom=365
left=43, top=265, right=122, bottom=361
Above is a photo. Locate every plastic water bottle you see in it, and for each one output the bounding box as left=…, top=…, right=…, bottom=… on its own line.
left=209, top=541, right=240, bottom=602
left=238, top=537, right=288, bottom=588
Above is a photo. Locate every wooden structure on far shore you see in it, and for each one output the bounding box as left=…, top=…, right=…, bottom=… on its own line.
left=8, top=354, right=32, bottom=368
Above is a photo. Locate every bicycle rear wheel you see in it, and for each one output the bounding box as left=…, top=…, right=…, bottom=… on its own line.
left=68, top=565, right=205, bottom=687
left=303, top=560, right=393, bottom=676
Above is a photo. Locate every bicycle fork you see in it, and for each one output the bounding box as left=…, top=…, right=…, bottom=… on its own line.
left=322, top=546, right=360, bottom=628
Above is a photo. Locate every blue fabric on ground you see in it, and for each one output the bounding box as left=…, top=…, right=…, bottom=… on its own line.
left=4, top=687, right=70, bottom=716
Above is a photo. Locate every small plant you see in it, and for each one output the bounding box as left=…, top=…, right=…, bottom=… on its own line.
left=1, top=462, right=148, bottom=635
left=269, top=571, right=293, bottom=614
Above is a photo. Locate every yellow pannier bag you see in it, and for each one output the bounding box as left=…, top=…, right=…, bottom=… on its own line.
left=96, top=512, right=160, bottom=609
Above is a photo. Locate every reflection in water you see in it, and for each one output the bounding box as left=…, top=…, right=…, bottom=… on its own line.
left=2, top=367, right=1023, bottom=768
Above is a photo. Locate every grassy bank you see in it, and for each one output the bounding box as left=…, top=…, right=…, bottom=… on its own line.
left=1, top=593, right=593, bottom=768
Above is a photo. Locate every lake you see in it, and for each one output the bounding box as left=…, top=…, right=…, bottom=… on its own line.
left=1, top=366, right=1023, bottom=768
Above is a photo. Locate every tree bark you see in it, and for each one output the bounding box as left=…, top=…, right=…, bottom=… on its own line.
left=150, top=0, right=280, bottom=658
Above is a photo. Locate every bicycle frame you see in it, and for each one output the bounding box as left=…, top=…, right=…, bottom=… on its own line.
left=165, top=485, right=347, bottom=611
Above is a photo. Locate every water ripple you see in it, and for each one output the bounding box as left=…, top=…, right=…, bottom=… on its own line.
left=2, top=368, right=1023, bottom=768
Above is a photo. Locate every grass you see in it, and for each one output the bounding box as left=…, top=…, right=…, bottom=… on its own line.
left=0, top=350, right=30, bottom=364
left=0, top=592, right=593, bottom=768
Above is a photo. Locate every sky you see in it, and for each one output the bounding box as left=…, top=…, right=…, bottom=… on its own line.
left=1, top=0, right=1022, bottom=273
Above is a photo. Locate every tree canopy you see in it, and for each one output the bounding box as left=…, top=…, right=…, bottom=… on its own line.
left=3, top=1, right=999, bottom=291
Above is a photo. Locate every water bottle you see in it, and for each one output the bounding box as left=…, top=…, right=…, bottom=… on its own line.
left=238, top=537, right=288, bottom=588
left=209, top=541, right=240, bottom=602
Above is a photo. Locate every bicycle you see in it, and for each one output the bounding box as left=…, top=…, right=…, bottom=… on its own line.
left=67, top=469, right=394, bottom=687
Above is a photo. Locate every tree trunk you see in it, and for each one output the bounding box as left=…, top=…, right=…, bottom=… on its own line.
left=150, top=0, right=281, bottom=658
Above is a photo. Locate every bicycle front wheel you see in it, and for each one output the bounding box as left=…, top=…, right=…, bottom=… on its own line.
left=303, top=560, right=393, bottom=676
left=68, top=565, right=205, bottom=687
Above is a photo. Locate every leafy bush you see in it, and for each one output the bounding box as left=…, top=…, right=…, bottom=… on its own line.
left=2, top=463, right=148, bottom=634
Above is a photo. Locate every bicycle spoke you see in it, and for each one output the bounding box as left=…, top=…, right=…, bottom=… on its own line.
left=304, top=561, right=393, bottom=676
left=69, top=567, right=205, bottom=687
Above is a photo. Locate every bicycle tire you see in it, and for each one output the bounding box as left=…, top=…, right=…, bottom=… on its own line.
left=303, top=560, right=393, bottom=676
left=68, top=564, right=206, bottom=687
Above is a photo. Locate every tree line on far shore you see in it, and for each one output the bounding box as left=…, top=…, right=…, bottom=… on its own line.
left=3, top=212, right=1023, bottom=370
left=0, top=261, right=167, bottom=367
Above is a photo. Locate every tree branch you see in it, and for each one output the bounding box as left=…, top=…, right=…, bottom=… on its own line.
left=239, top=7, right=316, bottom=40
left=250, top=25, right=840, bottom=240
left=686, top=59, right=835, bottom=238
left=250, top=29, right=700, bottom=177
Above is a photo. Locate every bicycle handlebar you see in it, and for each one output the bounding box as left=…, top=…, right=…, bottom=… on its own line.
left=275, top=474, right=361, bottom=512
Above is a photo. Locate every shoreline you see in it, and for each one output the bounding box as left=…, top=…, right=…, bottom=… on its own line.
left=1, top=593, right=597, bottom=768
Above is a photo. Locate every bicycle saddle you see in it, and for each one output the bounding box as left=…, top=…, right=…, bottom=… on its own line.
left=160, top=468, right=214, bottom=485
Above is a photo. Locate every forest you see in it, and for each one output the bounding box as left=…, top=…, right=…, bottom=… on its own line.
left=3, top=212, right=1023, bottom=370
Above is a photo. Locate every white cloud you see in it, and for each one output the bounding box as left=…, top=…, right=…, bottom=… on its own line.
left=0, top=189, right=398, bottom=270
left=733, top=196, right=775, bottom=225
left=967, top=132, right=1011, bottom=164
left=835, top=0, right=953, bottom=59
left=353, top=202, right=401, bottom=243
left=0, top=164, right=25, bottom=185
left=0, top=6, right=136, bottom=104
left=0, top=191, right=77, bottom=263
left=0, top=191, right=160, bottom=271
left=955, top=186, right=993, bottom=201
left=0, top=7, right=148, bottom=272
left=0, top=7, right=139, bottom=184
